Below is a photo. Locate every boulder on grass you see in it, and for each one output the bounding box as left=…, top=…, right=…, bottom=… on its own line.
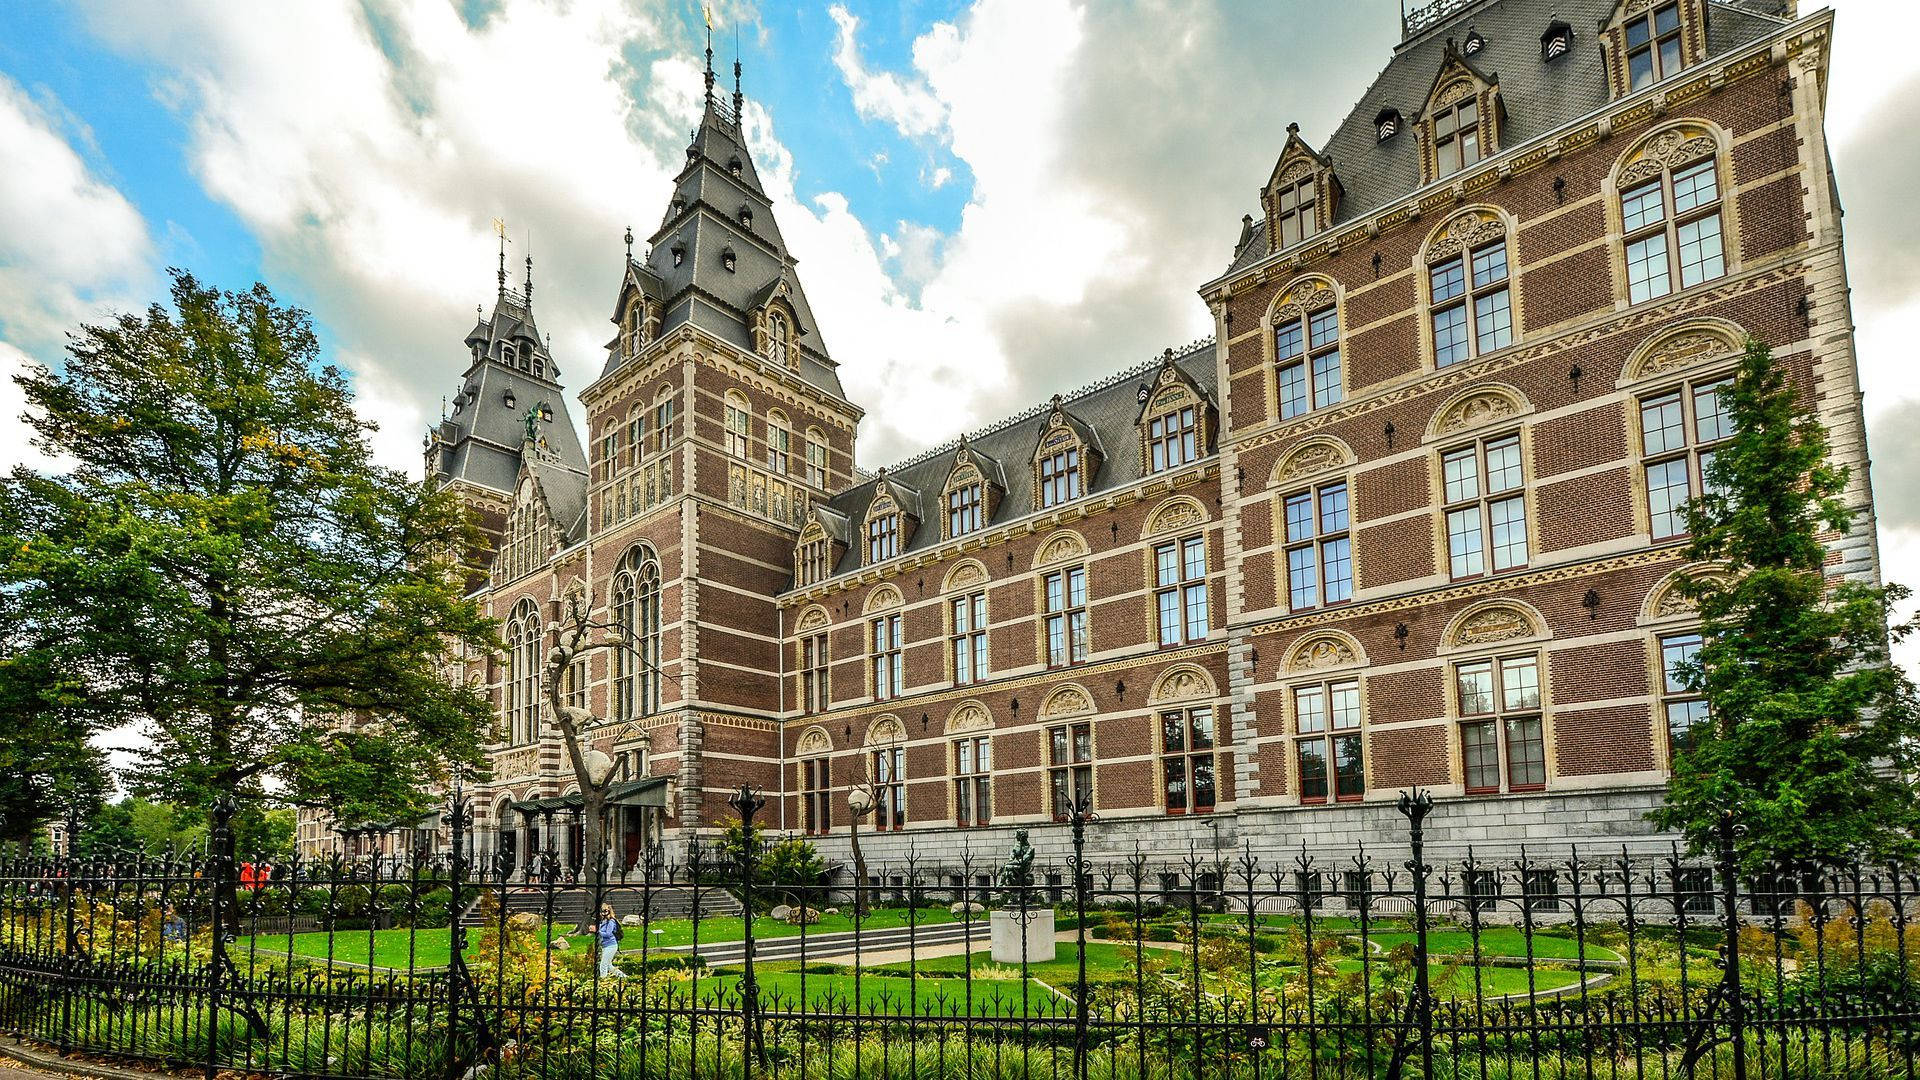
left=620, top=914, right=642, bottom=928
left=950, top=901, right=986, bottom=918
left=507, top=912, right=543, bottom=931
left=822, top=907, right=839, bottom=916
left=769, top=904, right=794, bottom=922
left=549, top=937, right=570, bottom=950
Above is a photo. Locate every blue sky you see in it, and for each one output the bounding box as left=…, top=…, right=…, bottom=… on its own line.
left=4, top=0, right=1920, bottom=607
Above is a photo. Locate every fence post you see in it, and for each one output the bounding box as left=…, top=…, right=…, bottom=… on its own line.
left=1716, top=809, right=1748, bottom=1080
left=57, top=812, right=78, bottom=1054
left=727, top=785, right=769, bottom=1075
left=1065, top=786, right=1095, bottom=1080
left=205, top=797, right=235, bottom=1080
left=445, top=792, right=471, bottom=1080
left=1396, top=788, right=1436, bottom=1079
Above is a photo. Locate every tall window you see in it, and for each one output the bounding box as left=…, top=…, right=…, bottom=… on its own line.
left=1457, top=654, right=1546, bottom=793
left=1154, top=536, right=1209, bottom=647
left=1625, top=3, right=1683, bottom=91
left=1443, top=435, right=1528, bottom=579
left=806, top=435, right=829, bottom=488
left=724, top=396, right=752, bottom=458
left=505, top=602, right=542, bottom=744
left=871, top=746, right=905, bottom=830
left=1431, top=240, right=1511, bottom=367
left=1641, top=378, right=1731, bottom=538
left=1295, top=679, right=1363, bottom=804
left=613, top=549, right=662, bottom=721
left=951, top=592, right=988, bottom=685
left=1039, top=446, right=1082, bottom=507
left=1044, top=566, right=1089, bottom=667
left=867, top=513, right=899, bottom=563
left=1660, top=631, right=1708, bottom=756
left=767, top=311, right=792, bottom=367
left=1276, top=306, right=1342, bottom=419
left=1160, top=706, right=1216, bottom=814
left=871, top=613, right=903, bottom=700
left=801, top=631, right=829, bottom=713
left=801, top=756, right=831, bottom=835
left=1049, top=722, right=1093, bottom=821
left=1274, top=175, right=1316, bottom=249
left=953, top=735, right=992, bottom=828
left=948, top=482, right=983, bottom=536
left=1284, top=481, right=1352, bottom=610
left=1433, top=98, right=1480, bottom=176
left=798, top=537, right=832, bottom=586
left=766, top=413, right=791, bottom=474
left=1147, top=404, right=1200, bottom=473
left=1622, top=157, right=1724, bottom=304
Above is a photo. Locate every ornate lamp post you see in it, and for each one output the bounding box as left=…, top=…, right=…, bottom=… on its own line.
left=846, top=784, right=875, bottom=918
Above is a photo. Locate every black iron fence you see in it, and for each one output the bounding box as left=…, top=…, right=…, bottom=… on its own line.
left=1, top=789, right=1916, bottom=1080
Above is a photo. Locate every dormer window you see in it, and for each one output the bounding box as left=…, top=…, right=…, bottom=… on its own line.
left=671, top=197, right=686, bottom=215
left=1626, top=3, right=1683, bottom=91
left=500, top=343, right=517, bottom=368
left=1274, top=175, right=1316, bottom=248
left=796, top=525, right=832, bottom=586
left=1375, top=109, right=1402, bottom=142
left=867, top=509, right=900, bottom=563
left=739, top=206, right=754, bottom=228
left=1462, top=30, right=1485, bottom=56
left=721, top=248, right=737, bottom=273
left=728, top=157, right=743, bottom=178
left=671, top=245, right=686, bottom=268
left=1038, top=441, right=1082, bottom=508
left=1434, top=97, right=1481, bottom=176
left=767, top=310, right=792, bottom=367
left=1541, top=21, right=1573, bottom=61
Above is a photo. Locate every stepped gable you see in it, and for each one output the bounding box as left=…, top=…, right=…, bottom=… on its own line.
left=814, top=340, right=1217, bottom=577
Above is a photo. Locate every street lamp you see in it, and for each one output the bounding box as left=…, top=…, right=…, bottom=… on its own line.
left=846, top=784, right=875, bottom=918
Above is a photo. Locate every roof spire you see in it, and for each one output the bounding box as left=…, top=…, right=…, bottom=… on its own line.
left=703, top=7, right=715, bottom=110
left=732, top=27, right=743, bottom=118
left=492, top=217, right=508, bottom=297
left=524, top=251, right=534, bottom=304
left=624, top=225, right=634, bottom=262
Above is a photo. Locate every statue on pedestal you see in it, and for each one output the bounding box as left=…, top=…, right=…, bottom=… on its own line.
left=996, top=828, right=1036, bottom=909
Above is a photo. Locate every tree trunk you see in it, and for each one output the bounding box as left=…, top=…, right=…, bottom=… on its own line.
left=545, top=609, right=613, bottom=935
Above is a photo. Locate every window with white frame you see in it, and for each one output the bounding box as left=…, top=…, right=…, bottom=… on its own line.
left=766, top=412, right=791, bottom=475
left=1456, top=653, right=1546, bottom=793
left=871, top=613, right=903, bottom=700
left=1430, top=240, right=1512, bottom=367
left=1049, top=721, right=1093, bottom=821
left=871, top=745, right=906, bottom=830
left=797, top=535, right=832, bottom=587
left=953, top=735, right=992, bottom=827
left=1641, top=378, right=1731, bottom=539
left=1660, top=631, right=1709, bottom=756
left=1295, top=678, right=1363, bottom=804
left=867, top=512, right=899, bottom=564
left=611, top=548, right=662, bottom=721
left=1624, top=2, right=1683, bottom=91
left=1159, top=706, right=1216, bottom=814
left=947, top=480, right=984, bottom=537
left=1039, top=445, right=1082, bottom=507
left=1284, top=481, right=1352, bottom=610
left=1433, top=97, right=1481, bottom=176
left=801, top=630, right=829, bottom=713
left=1043, top=566, right=1088, bottom=667
left=1443, top=435, right=1528, bottom=579
left=951, top=591, right=988, bottom=685
left=1154, top=535, right=1209, bottom=647
left=1622, top=156, right=1724, bottom=304
left=724, top=396, right=752, bottom=458
left=1147, top=403, right=1200, bottom=473
left=806, top=434, right=829, bottom=488
left=1276, top=306, right=1342, bottom=419
left=1274, top=174, right=1317, bottom=249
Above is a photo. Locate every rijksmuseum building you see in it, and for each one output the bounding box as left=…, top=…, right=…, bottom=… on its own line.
left=316, top=0, right=1878, bottom=869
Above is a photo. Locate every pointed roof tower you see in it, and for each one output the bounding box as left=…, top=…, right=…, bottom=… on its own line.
left=605, top=41, right=847, bottom=399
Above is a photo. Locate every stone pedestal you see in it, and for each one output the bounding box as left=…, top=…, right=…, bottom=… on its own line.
left=989, top=907, right=1056, bottom=963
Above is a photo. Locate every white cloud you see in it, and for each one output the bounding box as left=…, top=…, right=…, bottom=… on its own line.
left=0, top=73, right=154, bottom=355
left=827, top=4, right=946, bottom=139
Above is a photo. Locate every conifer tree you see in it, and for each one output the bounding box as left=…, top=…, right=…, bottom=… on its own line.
left=1651, top=337, right=1919, bottom=869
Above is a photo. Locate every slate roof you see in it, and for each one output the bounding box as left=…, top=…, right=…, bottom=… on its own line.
left=599, top=96, right=848, bottom=401
left=807, top=340, right=1218, bottom=581
left=1226, top=0, right=1789, bottom=276
left=431, top=287, right=590, bottom=544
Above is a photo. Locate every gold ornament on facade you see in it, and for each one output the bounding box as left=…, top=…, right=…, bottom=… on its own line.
left=796, top=727, right=832, bottom=755
left=945, top=703, right=993, bottom=734
left=1039, top=684, right=1093, bottom=719
left=1275, top=439, right=1352, bottom=483
left=1145, top=498, right=1206, bottom=537
left=1034, top=531, right=1088, bottom=568
left=1628, top=325, right=1741, bottom=380
left=1149, top=666, right=1215, bottom=704
left=794, top=606, right=829, bottom=632
left=1452, top=604, right=1538, bottom=646
left=1434, top=389, right=1523, bottom=436
left=863, top=584, right=903, bottom=613
left=1426, top=209, right=1507, bottom=261
left=1268, top=278, right=1337, bottom=327
left=1434, top=78, right=1477, bottom=109
left=1287, top=634, right=1359, bottom=672
left=944, top=561, right=988, bottom=591
left=865, top=715, right=906, bottom=746
left=1618, top=125, right=1719, bottom=187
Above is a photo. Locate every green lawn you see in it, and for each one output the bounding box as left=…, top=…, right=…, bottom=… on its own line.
left=240, top=905, right=965, bottom=969
left=693, top=968, right=1066, bottom=1017
left=1329, top=958, right=1588, bottom=998
left=873, top=942, right=1145, bottom=987
left=1364, top=929, right=1623, bottom=962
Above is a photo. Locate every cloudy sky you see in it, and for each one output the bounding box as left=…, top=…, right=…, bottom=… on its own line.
left=2, top=0, right=1918, bottom=620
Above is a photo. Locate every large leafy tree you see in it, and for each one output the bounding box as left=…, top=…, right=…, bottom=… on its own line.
left=0, top=270, right=494, bottom=831
left=0, top=622, right=109, bottom=853
left=1652, top=337, right=1920, bottom=869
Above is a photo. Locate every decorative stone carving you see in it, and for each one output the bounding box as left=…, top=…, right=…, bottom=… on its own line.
left=1150, top=666, right=1214, bottom=704
left=1629, top=326, right=1740, bottom=379
left=1453, top=605, right=1536, bottom=646
left=795, top=607, right=829, bottom=632
left=865, top=716, right=906, bottom=745
left=1039, top=684, right=1092, bottom=719
left=1426, top=210, right=1507, bottom=262
left=945, top=561, right=988, bottom=591
left=1275, top=440, right=1351, bottom=483
left=1270, top=278, right=1337, bottom=327
left=1434, top=389, right=1523, bottom=435
left=796, top=727, right=832, bottom=755
left=946, top=703, right=993, bottom=734
left=1434, top=78, right=1477, bottom=109
left=1034, top=531, right=1088, bottom=568
left=1274, top=158, right=1314, bottom=186
left=1288, top=634, right=1359, bottom=672
left=1145, top=498, right=1206, bottom=537
left=1618, top=125, right=1718, bottom=187
left=864, top=585, right=903, bottom=614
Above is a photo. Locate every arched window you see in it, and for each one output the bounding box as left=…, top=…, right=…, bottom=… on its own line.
left=612, top=547, right=662, bottom=721
left=724, top=392, right=752, bottom=459
left=1618, top=129, right=1726, bottom=305
left=805, top=428, right=829, bottom=488
left=1425, top=212, right=1513, bottom=368
left=1274, top=298, right=1342, bottom=418
left=767, top=310, right=792, bottom=367
left=504, top=600, right=542, bottom=745
left=766, top=409, right=792, bottom=475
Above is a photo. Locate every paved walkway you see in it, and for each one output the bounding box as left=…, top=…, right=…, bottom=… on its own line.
left=0, top=1039, right=185, bottom=1080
